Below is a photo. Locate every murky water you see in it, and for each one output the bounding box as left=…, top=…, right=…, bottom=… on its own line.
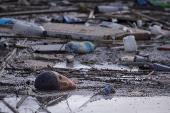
left=53, top=61, right=91, bottom=69
left=54, top=61, right=138, bottom=71
left=93, top=63, right=139, bottom=71
left=1, top=95, right=170, bottom=113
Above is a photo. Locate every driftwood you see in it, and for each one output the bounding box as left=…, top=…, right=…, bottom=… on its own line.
left=2, top=100, right=19, bottom=113
left=15, top=44, right=30, bottom=48
left=8, top=6, right=50, bottom=10
left=0, top=48, right=17, bottom=70
left=35, top=55, right=63, bottom=61
left=16, top=95, right=28, bottom=109
left=0, top=8, right=79, bottom=16
left=132, top=11, right=170, bottom=26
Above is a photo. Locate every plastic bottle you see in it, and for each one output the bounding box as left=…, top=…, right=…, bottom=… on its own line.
left=51, top=15, right=87, bottom=24
left=12, top=21, right=46, bottom=36
left=150, top=1, right=170, bottom=8
left=120, top=56, right=149, bottom=62
left=149, top=63, right=170, bottom=71
left=94, top=6, right=129, bottom=14
left=123, top=35, right=137, bottom=52
left=65, top=41, right=95, bottom=54
left=122, top=62, right=150, bottom=68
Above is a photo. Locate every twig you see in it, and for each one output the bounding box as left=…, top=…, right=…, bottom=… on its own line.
left=0, top=38, right=27, bottom=71
left=85, top=10, right=94, bottom=26
left=0, top=48, right=17, bottom=70
left=2, top=99, right=19, bottom=113
left=16, top=95, right=28, bottom=109
left=35, top=55, right=63, bottom=61
left=0, top=8, right=79, bottom=17
left=28, top=48, right=40, bottom=55
left=59, top=43, right=65, bottom=52
left=145, top=71, right=154, bottom=79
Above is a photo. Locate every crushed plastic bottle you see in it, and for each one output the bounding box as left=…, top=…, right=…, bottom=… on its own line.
left=51, top=15, right=87, bottom=24
left=100, top=85, right=115, bottom=95
left=149, top=63, right=170, bottom=71
left=120, top=56, right=149, bottom=62
left=13, top=21, right=46, bottom=36
left=65, top=41, right=96, bottom=54
left=100, top=21, right=128, bottom=31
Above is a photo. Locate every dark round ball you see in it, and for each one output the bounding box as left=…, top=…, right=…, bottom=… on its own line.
left=34, top=71, right=59, bottom=90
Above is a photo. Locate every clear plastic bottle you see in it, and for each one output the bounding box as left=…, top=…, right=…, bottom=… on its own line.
left=12, top=21, right=45, bottom=36
left=123, top=35, right=137, bottom=52
left=94, top=6, right=129, bottom=14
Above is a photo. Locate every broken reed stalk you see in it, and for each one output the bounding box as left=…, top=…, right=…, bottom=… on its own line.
left=0, top=38, right=27, bottom=73
left=145, top=71, right=154, bottom=79
left=84, top=10, right=94, bottom=25
left=2, top=100, right=19, bottom=113
left=35, top=55, right=63, bottom=61
left=0, top=48, right=17, bottom=70
left=0, top=35, right=57, bottom=39
left=16, top=95, right=28, bottom=109
left=132, top=11, right=170, bottom=26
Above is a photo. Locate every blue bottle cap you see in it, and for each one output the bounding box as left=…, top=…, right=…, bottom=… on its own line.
left=43, top=31, right=47, bottom=36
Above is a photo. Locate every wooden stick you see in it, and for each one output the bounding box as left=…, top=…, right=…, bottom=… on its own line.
left=0, top=35, right=57, bottom=39
left=132, top=11, right=170, bottom=26
left=145, top=71, right=154, bottom=79
left=0, top=69, right=5, bottom=77
left=35, top=55, right=63, bottom=61
left=0, top=48, right=17, bottom=70
left=85, top=10, right=94, bottom=25
left=8, top=6, right=50, bottom=10
left=15, top=44, right=30, bottom=48
left=2, top=100, right=19, bottom=113
left=16, top=95, right=28, bottom=109
left=0, top=8, right=79, bottom=17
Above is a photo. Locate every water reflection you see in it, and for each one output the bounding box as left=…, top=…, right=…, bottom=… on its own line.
left=1, top=95, right=170, bottom=113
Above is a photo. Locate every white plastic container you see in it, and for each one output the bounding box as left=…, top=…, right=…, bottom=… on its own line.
left=13, top=21, right=45, bottom=36
left=123, top=35, right=137, bottom=52
left=66, top=54, right=74, bottom=63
